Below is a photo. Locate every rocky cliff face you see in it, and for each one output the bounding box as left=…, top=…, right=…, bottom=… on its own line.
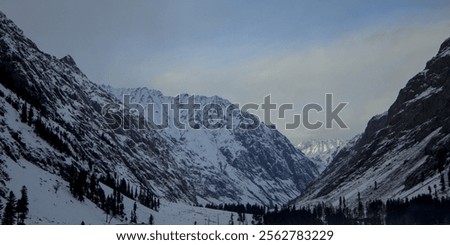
left=297, top=37, right=450, bottom=206
left=0, top=11, right=318, bottom=206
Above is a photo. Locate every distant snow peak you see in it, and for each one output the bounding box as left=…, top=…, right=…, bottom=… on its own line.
left=297, top=139, right=346, bottom=173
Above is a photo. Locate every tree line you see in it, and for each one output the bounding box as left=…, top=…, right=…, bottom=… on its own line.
left=100, top=173, right=160, bottom=211
left=263, top=193, right=450, bottom=225
left=204, top=202, right=267, bottom=225
left=204, top=202, right=266, bottom=215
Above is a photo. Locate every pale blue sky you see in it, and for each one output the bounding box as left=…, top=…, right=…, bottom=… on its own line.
left=1, top=1, right=450, bottom=143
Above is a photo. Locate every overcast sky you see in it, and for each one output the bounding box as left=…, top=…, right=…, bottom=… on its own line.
left=1, top=0, right=450, bottom=144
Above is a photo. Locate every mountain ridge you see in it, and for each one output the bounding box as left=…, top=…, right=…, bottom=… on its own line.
left=101, top=85, right=319, bottom=205
left=296, top=36, right=450, bottom=207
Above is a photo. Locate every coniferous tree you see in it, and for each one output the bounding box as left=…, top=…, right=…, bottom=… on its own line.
left=357, top=192, right=364, bottom=220
left=127, top=184, right=131, bottom=198
left=437, top=149, right=446, bottom=173
left=119, top=179, right=127, bottom=195
left=237, top=212, right=245, bottom=224
left=440, top=175, right=446, bottom=192
left=2, top=191, right=16, bottom=225
left=88, top=173, right=98, bottom=203
left=20, top=103, right=28, bottom=123
left=98, top=187, right=106, bottom=210
left=112, top=189, right=118, bottom=215
left=448, top=169, right=450, bottom=188
left=119, top=203, right=125, bottom=217
left=130, top=202, right=137, bottom=224
left=68, top=165, right=77, bottom=195
left=75, top=169, right=87, bottom=201
left=229, top=213, right=234, bottom=225
left=16, top=186, right=29, bottom=225
left=0, top=198, right=3, bottom=221
left=105, top=195, right=112, bottom=223
left=366, top=200, right=384, bottom=225
left=149, top=214, right=154, bottom=225
left=112, top=190, right=125, bottom=217
left=434, top=184, right=438, bottom=198
left=357, top=200, right=364, bottom=220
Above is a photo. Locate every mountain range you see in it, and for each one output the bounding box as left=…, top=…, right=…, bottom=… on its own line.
left=1, top=9, right=450, bottom=224
left=0, top=9, right=318, bottom=223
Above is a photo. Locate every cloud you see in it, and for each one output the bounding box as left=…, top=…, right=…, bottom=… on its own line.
left=146, top=17, right=450, bottom=143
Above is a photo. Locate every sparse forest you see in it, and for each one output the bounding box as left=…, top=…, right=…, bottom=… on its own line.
left=63, top=165, right=160, bottom=224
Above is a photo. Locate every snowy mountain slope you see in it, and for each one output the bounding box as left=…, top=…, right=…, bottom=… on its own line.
left=3, top=157, right=250, bottom=225
left=295, top=37, right=450, bottom=207
left=0, top=10, right=318, bottom=213
left=102, top=86, right=319, bottom=205
left=297, top=139, right=346, bottom=173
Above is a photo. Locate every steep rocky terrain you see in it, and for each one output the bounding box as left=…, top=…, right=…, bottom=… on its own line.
left=297, top=37, right=450, bottom=206
left=102, top=86, right=319, bottom=205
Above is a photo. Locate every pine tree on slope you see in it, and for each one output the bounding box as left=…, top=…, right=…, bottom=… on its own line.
left=1, top=191, right=16, bottom=225
left=16, top=186, right=29, bottom=225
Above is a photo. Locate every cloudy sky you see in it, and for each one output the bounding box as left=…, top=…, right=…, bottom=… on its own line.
left=1, top=0, right=450, bottom=144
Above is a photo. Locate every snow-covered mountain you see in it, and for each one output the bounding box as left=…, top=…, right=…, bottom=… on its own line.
left=101, top=86, right=319, bottom=205
left=297, top=139, right=346, bottom=173
left=0, top=9, right=318, bottom=224
left=296, top=37, right=450, bottom=207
